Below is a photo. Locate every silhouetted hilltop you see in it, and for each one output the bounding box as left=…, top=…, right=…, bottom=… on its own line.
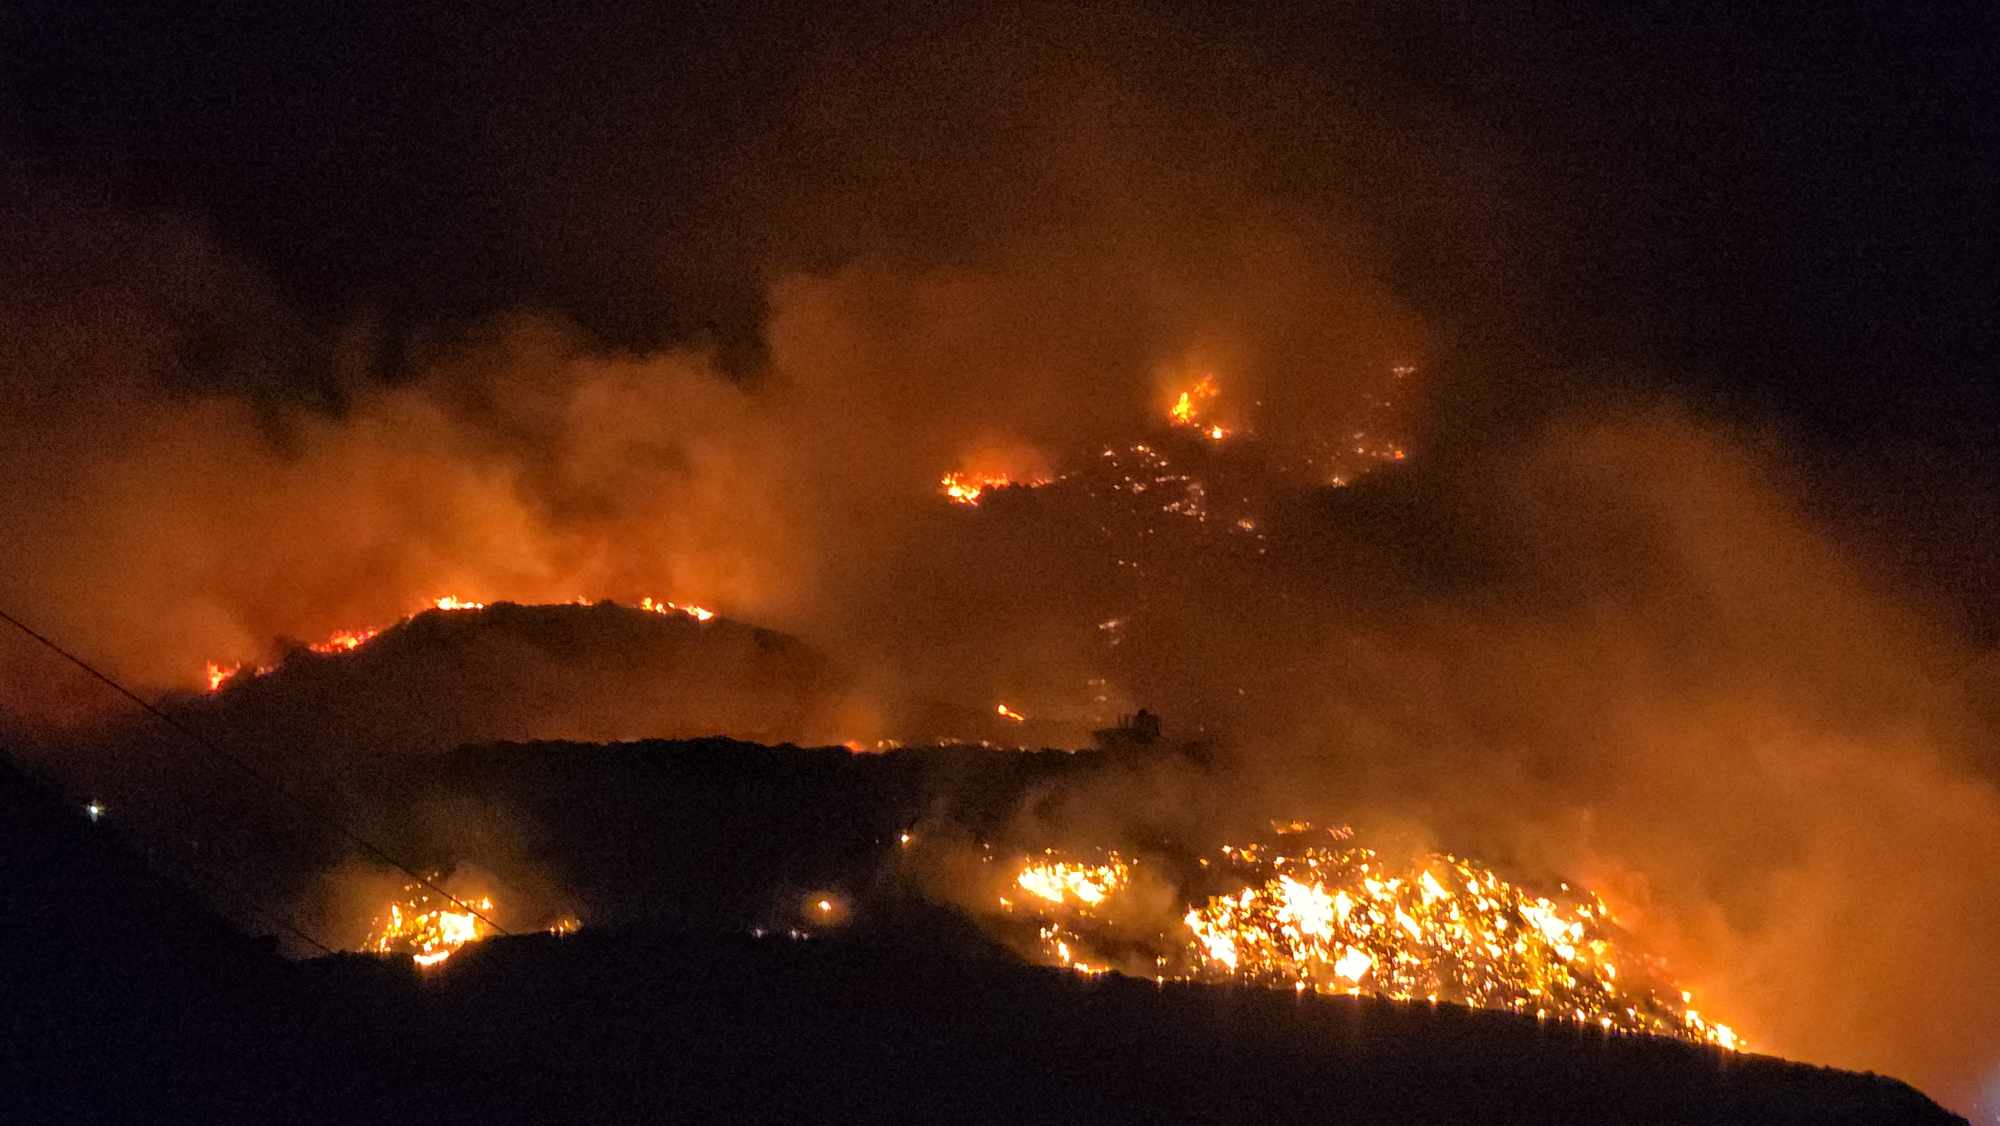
left=0, top=752, right=338, bottom=1120
left=181, top=601, right=843, bottom=755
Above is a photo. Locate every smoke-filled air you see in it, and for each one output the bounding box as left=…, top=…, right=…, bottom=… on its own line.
left=2, top=7, right=1993, bottom=1118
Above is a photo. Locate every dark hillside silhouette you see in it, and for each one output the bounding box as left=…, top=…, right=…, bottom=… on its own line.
left=0, top=747, right=1963, bottom=1124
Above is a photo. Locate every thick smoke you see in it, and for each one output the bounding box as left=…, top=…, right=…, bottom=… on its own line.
left=0, top=179, right=1420, bottom=723
left=2, top=13, right=1995, bottom=1114
left=1028, top=406, right=2000, bottom=1110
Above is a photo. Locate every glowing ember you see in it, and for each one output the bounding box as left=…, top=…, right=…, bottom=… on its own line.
left=995, top=703, right=1027, bottom=723
left=365, top=881, right=494, bottom=968
left=1003, top=832, right=1743, bottom=1052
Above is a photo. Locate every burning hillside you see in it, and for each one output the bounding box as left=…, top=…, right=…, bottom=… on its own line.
left=5, top=741, right=1958, bottom=1124
left=1, top=7, right=1992, bottom=1111
left=366, top=880, right=495, bottom=968
left=179, top=599, right=836, bottom=755
left=292, top=735, right=1741, bottom=1054
left=201, top=594, right=713, bottom=695
left=994, top=829, right=1740, bottom=1050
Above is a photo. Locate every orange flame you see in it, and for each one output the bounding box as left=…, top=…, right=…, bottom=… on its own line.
left=366, top=883, right=494, bottom=969
left=204, top=660, right=241, bottom=692
left=309, top=627, right=379, bottom=654
left=1169, top=374, right=1221, bottom=429
left=940, top=471, right=1052, bottom=506
left=1008, top=832, right=1745, bottom=1053
left=201, top=594, right=717, bottom=691
left=639, top=596, right=716, bottom=622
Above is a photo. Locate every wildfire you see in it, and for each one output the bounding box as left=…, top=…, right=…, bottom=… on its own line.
left=200, top=594, right=719, bottom=691
left=639, top=596, right=716, bottom=622
left=1014, top=853, right=1130, bottom=907
left=1167, top=373, right=1233, bottom=442
left=941, top=472, right=1001, bottom=505
left=939, top=471, right=1054, bottom=506
left=999, top=829, right=1743, bottom=1052
left=366, top=881, right=494, bottom=968
left=205, top=660, right=241, bottom=692
left=309, top=627, right=379, bottom=653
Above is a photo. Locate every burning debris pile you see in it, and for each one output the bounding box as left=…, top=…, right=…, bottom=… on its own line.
left=993, top=825, right=1740, bottom=1051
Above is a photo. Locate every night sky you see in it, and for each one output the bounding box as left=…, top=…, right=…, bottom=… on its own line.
left=8, top=4, right=1993, bottom=625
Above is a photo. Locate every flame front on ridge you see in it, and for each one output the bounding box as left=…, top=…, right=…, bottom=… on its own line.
left=996, top=828, right=1742, bottom=1052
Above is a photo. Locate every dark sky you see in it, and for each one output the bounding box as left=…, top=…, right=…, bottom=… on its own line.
left=4, top=3, right=1995, bottom=605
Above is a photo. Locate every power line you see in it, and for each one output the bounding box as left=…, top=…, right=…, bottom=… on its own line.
left=0, top=731, right=340, bottom=956
left=0, top=605, right=509, bottom=939
left=136, top=832, right=339, bottom=956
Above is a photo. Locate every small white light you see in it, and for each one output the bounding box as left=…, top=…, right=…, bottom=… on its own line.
left=84, top=801, right=105, bottom=823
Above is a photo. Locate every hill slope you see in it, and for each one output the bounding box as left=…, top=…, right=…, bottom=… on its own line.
left=0, top=746, right=1965, bottom=1123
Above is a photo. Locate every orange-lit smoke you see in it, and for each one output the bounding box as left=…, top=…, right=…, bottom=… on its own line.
left=2, top=178, right=1996, bottom=1119
left=0, top=192, right=1423, bottom=724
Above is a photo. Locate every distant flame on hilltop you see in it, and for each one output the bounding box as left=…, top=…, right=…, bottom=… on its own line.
left=1168, top=374, right=1228, bottom=440
left=204, top=660, right=237, bottom=693
left=367, top=881, right=494, bottom=968
left=310, top=628, right=380, bottom=654
left=199, top=594, right=717, bottom=692
left=639, top=596, right=716, bottom=622
left=939, top=471, right=1054, bottom=506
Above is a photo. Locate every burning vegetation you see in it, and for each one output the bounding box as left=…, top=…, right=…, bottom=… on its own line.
left=1168, top=374, right=1226, bottom=440
left=938, top=471, right=1057, bottom=506
left=365, top=880, right=495, bottom=968
left=998, top=826, right=1740, bottom=1052
left=201, top=595, right=716, bottom=693
left=638, top=597, right=716, bottom=622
